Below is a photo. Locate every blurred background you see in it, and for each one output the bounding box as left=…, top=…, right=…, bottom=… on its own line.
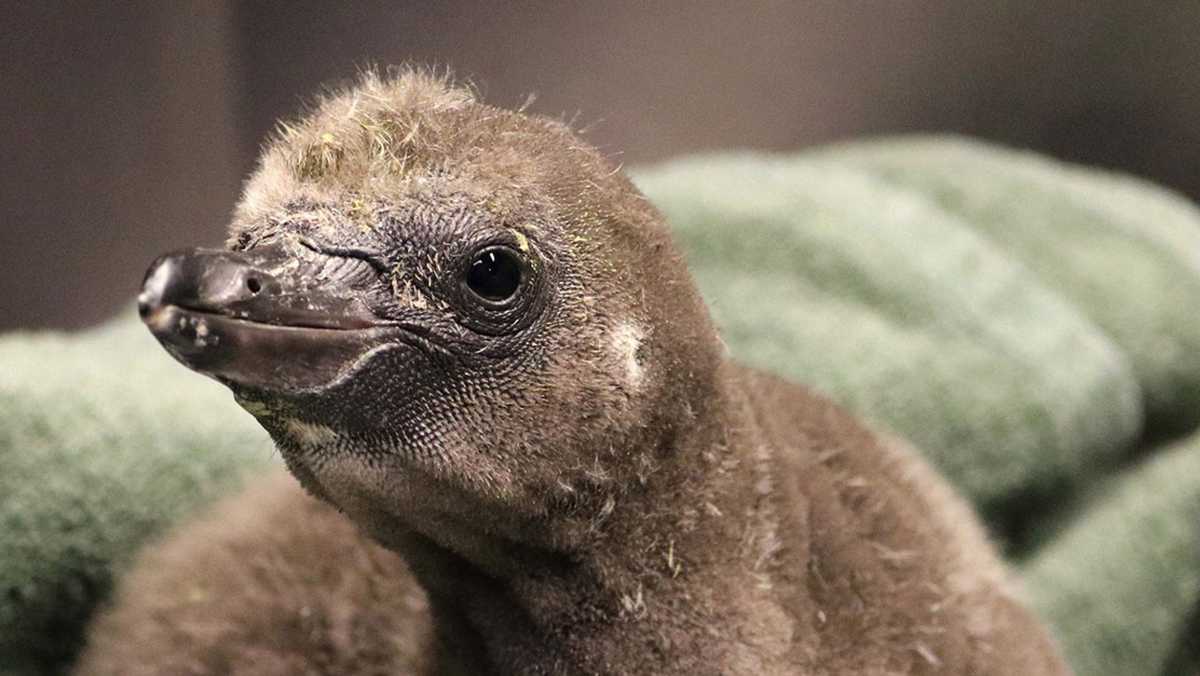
left=4, top=1, right=1199, bottom=331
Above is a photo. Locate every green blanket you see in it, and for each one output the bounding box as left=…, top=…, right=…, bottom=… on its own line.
left=816, top=137, right=1200, bottom=438
left=1024, top=436, right=1200, bottom=676
left=635, top=156, right=1143, bottom=509
left=0, top=321, right=274, bottom=672
left=2, top=136, right=1197, bottom=675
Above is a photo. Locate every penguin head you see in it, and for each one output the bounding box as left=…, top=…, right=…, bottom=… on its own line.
left=138, top=69, right=720, bottom=556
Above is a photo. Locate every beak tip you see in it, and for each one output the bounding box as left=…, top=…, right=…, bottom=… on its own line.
left=136, top=291, right=154, bottom=319
left=138, top=254, right=180, bottom=322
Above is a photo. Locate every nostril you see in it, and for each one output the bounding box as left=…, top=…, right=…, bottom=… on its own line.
left=246, top=277, right=262, bottom=294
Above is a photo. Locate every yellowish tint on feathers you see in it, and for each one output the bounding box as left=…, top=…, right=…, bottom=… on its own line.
left=284, top=418, right=338, bottom=448
left=280, top=68, right=478, bottom=182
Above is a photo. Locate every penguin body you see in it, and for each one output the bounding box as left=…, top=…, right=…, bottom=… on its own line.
left=75, top=470, right=435, bottom=675
left=78, top=69, right=1070, bottom=675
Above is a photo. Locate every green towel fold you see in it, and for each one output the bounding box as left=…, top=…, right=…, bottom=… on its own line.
left=633, top=157, right=1142, bottom=507
left=0, top=318, right=273, bottom=671
left=816, top=136, right=1200, bottom=436
left=1022, top=436, right=1200, bottom=676
left=2, top=136, right=1198, bottom=675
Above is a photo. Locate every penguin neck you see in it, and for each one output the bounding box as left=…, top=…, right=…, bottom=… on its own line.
left=391, top=363, right=798, bottom=674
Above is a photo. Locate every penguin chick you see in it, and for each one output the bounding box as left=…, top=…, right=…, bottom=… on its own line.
left=91, top=68, right=1071, bottom=675
left=75, top=469, right=436, bottom=675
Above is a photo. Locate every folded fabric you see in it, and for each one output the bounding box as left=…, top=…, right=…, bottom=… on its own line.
left=815, top=136, right=1200, bottom=437
left=0, top=318, right=273, bottom=672
left=633, top=157, right=1142, bottom=508
left=1022, top=436, right=1200, bottom=676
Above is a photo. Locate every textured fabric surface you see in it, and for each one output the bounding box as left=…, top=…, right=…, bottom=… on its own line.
left=634, top=157, right=1143, bottom=508
left=1023, top=437, right=1200, bottom=676
left=815, top=136, right=1200, bottom=437
left=0, top=319, right=274, bottom=672
left=2, top=137, right=1197, bottom=674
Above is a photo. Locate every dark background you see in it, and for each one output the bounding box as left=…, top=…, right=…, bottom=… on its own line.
left=4, top=1, right=1199, bottom=331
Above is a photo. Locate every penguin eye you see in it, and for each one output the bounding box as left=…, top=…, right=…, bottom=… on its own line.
left=465, top=246, right=523, bottom=303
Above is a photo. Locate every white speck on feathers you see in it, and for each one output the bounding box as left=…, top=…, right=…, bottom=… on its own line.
left=914, top=643, right=942, bottom=666
left=610, top=321, right=645, bottom=389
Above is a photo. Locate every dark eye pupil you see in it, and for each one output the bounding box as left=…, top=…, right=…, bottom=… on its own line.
left=467, top=248, right=522, bottom=301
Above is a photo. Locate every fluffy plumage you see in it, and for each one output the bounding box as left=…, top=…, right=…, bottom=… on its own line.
left=77, top=68, right=1069, bottom=675
left=74, top=470, right=432, bottom=675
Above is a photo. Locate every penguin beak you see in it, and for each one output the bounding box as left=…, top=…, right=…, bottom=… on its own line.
left=138, top=243, right=393, bottom=392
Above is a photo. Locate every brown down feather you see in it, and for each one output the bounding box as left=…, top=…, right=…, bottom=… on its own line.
left=76, top=67, right=1071, bottom=676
